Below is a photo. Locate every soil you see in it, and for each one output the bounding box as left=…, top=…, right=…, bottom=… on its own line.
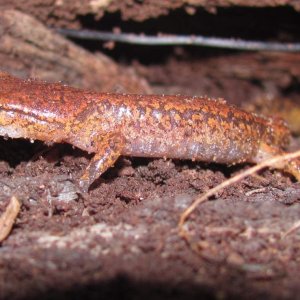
left=0, top=2, right=300, bottom=300
left=1, top=0, right=300, bottom=26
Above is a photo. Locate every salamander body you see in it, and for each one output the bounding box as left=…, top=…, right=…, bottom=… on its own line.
left=0, top=72, right=298, bottom=191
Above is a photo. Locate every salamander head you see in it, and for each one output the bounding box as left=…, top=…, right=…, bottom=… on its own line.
left=0, top=73, right=28, bottom=138
left=0, top=102, right=28, bottom=139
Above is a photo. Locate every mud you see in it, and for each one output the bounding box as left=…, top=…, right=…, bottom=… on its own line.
left=0, top=137, right=300, bottom=300
left=1, top=0, right=300, bottom=26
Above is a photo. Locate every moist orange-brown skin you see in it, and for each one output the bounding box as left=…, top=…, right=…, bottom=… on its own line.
left=0, top=72, right=297, bottom=191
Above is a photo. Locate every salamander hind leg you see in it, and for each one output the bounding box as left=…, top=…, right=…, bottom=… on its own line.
left=79, top=133, right=125, bottom=192
left=253, top=143, right=300, bottom=181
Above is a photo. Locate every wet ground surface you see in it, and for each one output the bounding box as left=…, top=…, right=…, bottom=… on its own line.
left=0, top=138, right=299, bottom=300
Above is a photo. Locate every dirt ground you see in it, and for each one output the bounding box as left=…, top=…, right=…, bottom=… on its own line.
left=0, top=2, right=300, bottom=300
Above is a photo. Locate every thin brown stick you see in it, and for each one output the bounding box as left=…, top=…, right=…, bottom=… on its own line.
left=57, top=28, right=300, bottom=52
left=282, top=220, right=300, bottom=239
left=178, top=150, right=300, bottom=240
left=0, top=196, right=21, bottom=242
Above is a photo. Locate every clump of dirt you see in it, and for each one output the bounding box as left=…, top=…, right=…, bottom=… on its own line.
left=0, top=138, right=300, bottom=300
left=1, top=0, right=300, bottom=26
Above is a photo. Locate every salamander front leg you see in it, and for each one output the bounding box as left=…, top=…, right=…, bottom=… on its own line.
left=79, top=133, right=124, bottom=192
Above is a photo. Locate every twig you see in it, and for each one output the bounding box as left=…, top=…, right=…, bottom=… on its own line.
left=56, top=28, right=300, bottom=52
left=282, top=220, right=300, bottom=239
left=0, top=196, right=21, bottom=242
left=178, top=150, right=300, bottom=241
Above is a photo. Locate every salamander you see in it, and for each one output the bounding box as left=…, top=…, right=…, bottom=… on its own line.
left=0, top=72, right=299, bottom=192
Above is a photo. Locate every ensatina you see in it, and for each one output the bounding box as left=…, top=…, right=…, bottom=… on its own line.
left=0, top=72, right=299, bottom=192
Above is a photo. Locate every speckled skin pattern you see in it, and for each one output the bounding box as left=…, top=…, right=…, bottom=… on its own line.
left=0, top=72, right=298, bottom=191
